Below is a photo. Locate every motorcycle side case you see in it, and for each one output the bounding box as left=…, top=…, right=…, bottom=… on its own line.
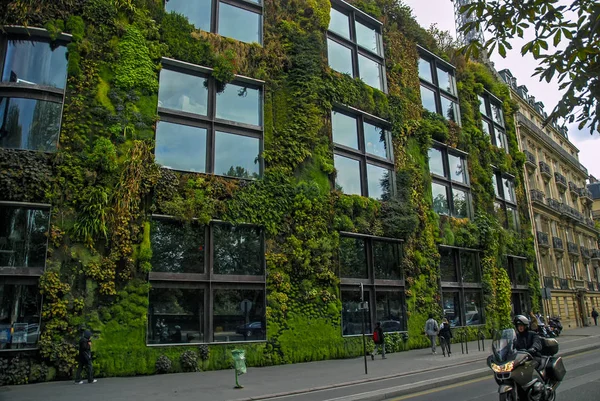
left=540, top=337, right=559, bottom=356
left=547, top=356, right=566, bottom=382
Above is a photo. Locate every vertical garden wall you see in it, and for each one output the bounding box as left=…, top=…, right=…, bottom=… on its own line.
left=0, top=0, right=537, bottom=383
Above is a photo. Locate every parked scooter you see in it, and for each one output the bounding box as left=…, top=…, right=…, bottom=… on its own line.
left=547, top=317, right=563, bottom=336
left=487, top=328, right=566, bottom=400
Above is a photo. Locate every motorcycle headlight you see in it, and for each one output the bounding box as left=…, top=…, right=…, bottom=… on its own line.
left=491, top=361, right=514, bottom=373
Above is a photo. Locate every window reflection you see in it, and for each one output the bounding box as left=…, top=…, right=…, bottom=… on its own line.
left=213, top=224, right=263, bottom=275
left=464, top=292, right=482, bottom=326
left=507, top=206, right=518, bottom=231
left=2, top=41, right=68, bottom=89
left=165, top=0, right=211, bottom=31
left=155, top=121, right=207, bottom=173
left=355, top=21, right=380, bottom=55
left=339, top=237, right=367, bottom=278
left=502, top=177, right=516, bottom=203
left=443, top=292, right=461, bottom=326
left=448, top=154, right=466, bottom=184
left=0, top=206, right=49, bottom=269
left=329, top=8, right=350, bottom=39
left=367, top=163, right=391, bottom=200
left=214, top=131, right=260, bottom=178
left=148, top=287, right=204, bottom=344
left=150, top=219, right=205, bottom=274
left=440, top=248, right=457, bottom=282
left=216, top=83, right=261, bottom=126
left=376, top=292, right=404, bottom=332
left=460, top=251, right=479, bottom=282
left=452, top=188, right=468, bottom=218
left=158, top=69, right=208, bottom=115
left=373, top=241, right=402, bottom=280
left=342, top=289, right=371, bottom=335
left=363, top=122, right=388, bottom=159
left=0, top=282, right=41, bottom=349
left=218, top=2, right=262, bottom=44
left=478, top=95, right=487, bottom=116
left=482, top=121, right=491, bottom=136
left=327, top=39, right=354, bottom=76
left=420, top=85, right=436, bottom=113
left=213, top=289, right=265, bottom=342
left=437, top=67, right=455, bottom=95
left=332, top=111, right=358, bottom=149
left=492, top=174, right=499, bottom=198
left=358, top=54, right=382, bottom=90
left=334, top=154, right=361, bottom=196
left=418, top=58, right=432, bottom=83
left=491, top=103, right=504, bottom=126
left=428, top=148, right=444, bottom=177
left=440, top=96, right=459, bottom=122
left=432, top=182, right=449, bottom=215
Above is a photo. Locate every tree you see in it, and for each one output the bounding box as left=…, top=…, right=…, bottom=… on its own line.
left=460, top=0, right=600, bottom=134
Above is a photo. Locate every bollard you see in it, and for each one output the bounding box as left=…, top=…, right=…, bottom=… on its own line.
left=477, top=328, right=485, bottom=352
left=458, top=329, right=468, bottom=355
left=231, top=349, right=247, bottom=389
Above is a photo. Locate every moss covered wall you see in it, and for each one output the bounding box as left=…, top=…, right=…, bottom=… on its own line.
left=0, top=0, right=537, bottom=382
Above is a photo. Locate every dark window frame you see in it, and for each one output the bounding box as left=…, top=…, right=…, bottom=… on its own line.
left=429, top=141, right=472, bottom=218
left=479, top=90, right=508, bottom=153
left=504, top=254, right=528, bottom=288
left=492, top=170, right=520, bottom=231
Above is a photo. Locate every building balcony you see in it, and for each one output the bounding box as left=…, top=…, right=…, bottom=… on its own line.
left=530, top=189, right=546, bottom=205
left=584, top=217, right=596, bottom=230
left=569, top=181, right=579, bottom=197
left=592, top=249, right=600, bottom=259
left=539, top=161, right=552, bottom=179
left=537, top=231, right=550, bottom=247
left=552, top=236, right=564, bottom=251
left=524, top=150, right=537, bottom=170
left=579, top=188, right=593, bottom=205
left=554, top=172, right=567, bottom=191
left=543, top=276, right=555, bottom=289
left=559, top=278, right=569, bottom=289
left=567, top=241, right=579, bottom=255
left=560, top=203, right=584, bottom=223
left=547, top=198, right=562, bottom=213
left=573, top=279, right=586, bottom=289
left=581, top=246, right=591, bottom=259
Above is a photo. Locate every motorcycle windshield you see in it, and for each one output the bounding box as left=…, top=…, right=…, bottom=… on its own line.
left=492, top=328, right=517, bottom=362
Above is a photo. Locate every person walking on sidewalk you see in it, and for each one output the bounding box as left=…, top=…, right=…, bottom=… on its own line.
left=371, top=322, right=386, bottom=360
left=424, top=313, right=439, bottom=354
left=75, top=330, right=97, bottom=384
left=592, top=307, right=599, bottom=326
left=438, top=318, right=452, bottom=356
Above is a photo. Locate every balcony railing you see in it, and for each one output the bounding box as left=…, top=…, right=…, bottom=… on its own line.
left=569, top=182, right=579, bottom=196
left=579, top=188, right=593, bottom=203
left=543, top=276, right=555, bottom=289
left=567, top=241, right=579, bottom=255
left=552, top=237, right=564, bottom=250
left=524, top=150, right=537, bottom=168
left=539, top=161, right=552, bottom=178
left=554, top=172, right=567, bottom=189
left=560, top=203, right=584, bottom=222
left=559, top=278, right=569, bottom=289
left=530, top=189, right=545, bottom=205
left=588, top=281, right=595, bottom=291
left=581, top=246, right=591, bottom=259
left=584, top=218, right=596, bottom=229
left=537, top=231, right=550, bottom=247
left=547, top=198, right=562, bottom=213
left=592, top=249, right=600, bottom=259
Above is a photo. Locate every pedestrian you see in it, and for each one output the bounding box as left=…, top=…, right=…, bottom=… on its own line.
left=592, top=307, right=599, bottom=326
left=75, top=330, right=97, bottom=384
left=438, top=318, right=453, bottom=356
left=529, top=311, right=539, bottom=331
left=424, top=313, right=439, bottom=354
left=371, top=322, right=386, bottom=360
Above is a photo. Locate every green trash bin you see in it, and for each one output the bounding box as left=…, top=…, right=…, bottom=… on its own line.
left=231, top=349, right=246, bottom=388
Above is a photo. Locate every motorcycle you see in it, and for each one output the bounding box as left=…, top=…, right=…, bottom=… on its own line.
left=547, top=317, right=562, bottom=336
left=487, top=328, right=566, bottom=401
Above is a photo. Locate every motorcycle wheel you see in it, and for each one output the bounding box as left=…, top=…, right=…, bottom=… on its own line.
left=499, top=392, right=516, bottom=401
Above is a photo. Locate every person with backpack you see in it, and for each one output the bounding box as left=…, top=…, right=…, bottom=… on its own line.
left=438, top=318, right=453, bottom=356
left=371, top=322, right=386, bottom=360
left=75, top=330, right=97, bottom=384
left=424, top=313, right=439, bottom=354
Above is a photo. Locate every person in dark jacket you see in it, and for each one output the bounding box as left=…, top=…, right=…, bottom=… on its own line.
left=513, top=315, right=542, bottom=366
left=592, top=307, right=598, bottom=326
left=371, top=322, right=386, bottom=360
left=75, top=330, right=97, bottom=384
left=438, top=318, right=453, bottom=356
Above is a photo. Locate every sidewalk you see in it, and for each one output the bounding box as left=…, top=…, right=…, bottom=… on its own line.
left=3, top=326, right=599, bottom=401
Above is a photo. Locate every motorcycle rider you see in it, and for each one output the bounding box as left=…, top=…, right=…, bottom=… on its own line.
left=514, top=315, right=542, bottom=364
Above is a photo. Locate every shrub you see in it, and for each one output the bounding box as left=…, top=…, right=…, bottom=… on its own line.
left=180, top=350, right=199, bottom=372
left=155, top=355, right=172, bottom=374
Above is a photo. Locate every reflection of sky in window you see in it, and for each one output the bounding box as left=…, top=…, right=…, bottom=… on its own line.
left=452, top=188, right=468, bottom=218
left=428, top=148, right=444, bottom=177
left=507, top=206, right=518, bottom=230
left=367, top=164, right=391, bottom=200
left=216, top=83, right=261, bottom=126
left=3, top=41, right=67, bottom=88
left=0, top=97, right=61, bottom=151
left=418, top=58, right=432, bottom=82
left=214, top=131, right=259, bottom=178
left=334, top=154, right=361, bottom=195
left=355, top=21, right=380, bottom=55
left=496, top=130, right=507, bottom=150
left=492, top=174, right=499, bottom=197
left=327, top=39, right=354, bottom=76
left=155, top=121, right=207, bottom=172
left=420, top=85, right=436, bottom=113
left=491, top=103, right=504, bottom=126
left=364, top=122, right=388, bottom=159
left=440, top=96, right=457, bottom=121
left=478, top=96, right=487, bottom=116
left=431, top=182, right=449, bottom=215
left=358, top=54, right=382, bottom=90
left=329, top=8, right=350, bottom=39
left=332, top=111, right=358, bottom=149
left=482, top=121, right=491, bottom=136
left=158, top=69, right=208, bottom=115
left=503, top=177, right=516, bottom=202
left=448, top=154, right=466, bottom=183
left=218, top=2, right=261, bottom=44
left=437, top=67, right=455, bottom=95
left=166, top=0, right=211, bottom=31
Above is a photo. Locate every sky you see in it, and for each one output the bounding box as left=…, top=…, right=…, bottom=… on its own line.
left=402, top=0, right=600, bottom=179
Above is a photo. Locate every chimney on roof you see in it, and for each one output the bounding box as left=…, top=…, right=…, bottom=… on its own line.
left=528, top=95, right=536, bottom=106
left=517, top=85, right=528, bottom=99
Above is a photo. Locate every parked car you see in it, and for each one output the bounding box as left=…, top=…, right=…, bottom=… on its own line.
left=236, top=321, right=264, bottom=338
left=380, top=320, right=402, bottom=332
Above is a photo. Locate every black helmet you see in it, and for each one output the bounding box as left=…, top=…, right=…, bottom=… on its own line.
left=513, top=315, right=529, bottom=329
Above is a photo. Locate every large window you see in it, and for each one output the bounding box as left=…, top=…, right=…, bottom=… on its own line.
left=492, top=172, right=519, bottom=231
left=439, top=246, right=483, bottom=327
left=0, top=280, right=41, bottom=350
left=148, top=218, right=265, bottom=344
left=165, top=0, right=262, bottom=45
left=428, top=143, right=471, bottom=218
left=156, top=59, right=263, bottom=178
left=505, top=255, right=528, bottom=287
left=332, top=108, right=394, bottom=200
left=327, top=1, right=386, bottom=91
left=479, top=91, right=508, bottom=152
left=0, top=31, right=69, bottom=152
left=418, top=47, right=460, bottom=125
left=339, top=234, right=405, bottom=335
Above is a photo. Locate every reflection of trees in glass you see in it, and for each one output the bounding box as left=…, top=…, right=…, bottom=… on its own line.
left=150, top=220, right=204, bottom=273
left=148, top=287, right=203, bottom=344
left=213, top=289, right=265, bottom=338
left=339, top=237, right=367, bottom=278
left=373, top=241, right=401, bottom=280
left=460, top=251, right=479, bottom=282
left=213, top=225, right=262, bottom=275
left=29, top=99, right=60, bottom=151
left=378, top=170, right=392, bottom=201
left=376, top=291, right=404, bottom=332
left=432, top=192, right=449, bottom=215
left=452, top=191, right=468, bottom=217
left=224, top=165, right=259, bottom=179
left=0, top=102, right=23, bottom=149
left=443, top=292, right=461, bottom=326
left=440, top=249, right=457, bottom=282
left=342, top=290, right=371, bottom=335
left=0, top=206, right=49, bottom=268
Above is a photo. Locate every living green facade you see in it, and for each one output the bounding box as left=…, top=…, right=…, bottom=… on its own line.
left=0, top=0, right=537, bottom=383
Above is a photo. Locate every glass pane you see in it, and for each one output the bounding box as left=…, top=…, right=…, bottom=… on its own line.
left=213, top=289, right=265, bottom=342
left=376, top=291, right=404, bottom=332
left=0, top=283, right=41, bottom=349
left=339, top=236, right=367, bottom=278
left=442, top=292, right=461, bottom=327
left=148, top=287, right=204, bottom=344
left=0, top=206, right=49, bottom=269
left=482, top=121, right=491, bottom=136
left=448, top=154, right=466, bottom=184
left=218, top=2, right=261, bottom=44
left=460, top=251, right=479, bottom=283
left=363, top=122, right=389, bottom=159
left=166, top=0, right=211, bottom=31
left=440, top=248, right=457, bottom=282
left=428, top=148, right=444, bottom=177
left=0, top=97, right=61, bottom=152
left=437, top=67, right=455, bottom=95
left=514, top=259, right=527, bottom=285
left=150, top=220, right=204, bottom=274
left=155, top=121, right=207, bottom=173
left=496, top=130, right=508, bottom=152
left=216, top=83, right=261, bottom=126
left=342, top=289, right=371, bottom=335
left=213, top=224, right=263, bottom=275
left=507, top=206, right=518, bottom=231
left=452, top=188, right=468, bottom=218
left=440, top=96, right=458, bottom=122
left=491, top=103, right=504, bottom=126
left=158, top=69, right=208, bottom=115
left=420, top=85, right=436, bottom=113
left=214, top=131, right=260, bottom=178
left=478, top=95, right=487, bottom=116
left=418, top=58, right=432, bottom=83
left=495, top=202, right=506, bottom=227
left=332, top=111, right=358, bottom=149
left=464, top=292, right=482, bottom=326
left=432, top=182, right=449, bottom=215
left=334, top=154, right=361, bottom=196
left=355, top=21, right=381, bottom=55
left=502, top=177, right=516, bottom=203
left=327, top=39, right=354, bottom=76
left=373, top=241, right=402, bottom=280
left=329, top=8, right=350, bottom=39
left=358, top=54, right=382, bottom=90
left=2, top=40, right=67, bottom=89
left=492, top=174, right=499, bottom=198
left=367, top=163, right=392, bottom=201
